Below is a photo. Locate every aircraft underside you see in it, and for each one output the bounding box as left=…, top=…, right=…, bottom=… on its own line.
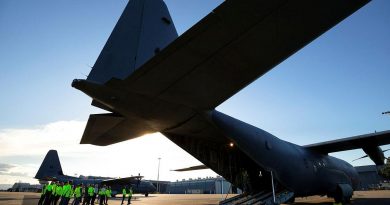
left=163, top=130, right=274, bottom=193
left=71, top=0, right=390, bottom=204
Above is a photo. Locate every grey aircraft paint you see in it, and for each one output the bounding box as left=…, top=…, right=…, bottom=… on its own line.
left=72, top=0, right=390, bottom=204
left=87, top=0, right=178, bottom=84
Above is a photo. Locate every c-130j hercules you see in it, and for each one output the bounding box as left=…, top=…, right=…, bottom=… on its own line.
left=72, top=0, right=390, bottom=204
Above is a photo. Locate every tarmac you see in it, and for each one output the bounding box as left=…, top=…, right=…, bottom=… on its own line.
left=0, top=190, right=389, bottom=205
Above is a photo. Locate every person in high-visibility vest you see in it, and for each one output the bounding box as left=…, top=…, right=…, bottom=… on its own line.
left=98, top=185, right=107, bottom=205
left=78, top=183, right=83, bottom=204
left=59, top=181, right=68, bottom=205
left=82, top=184, right=89, bottom=205
left=60, top=181, right=72, bottom=205
left=43, top=182, right=54, bottom=205
left=54, top=182, right=63, bottom=205
left=69, top=185, right=75, bottom=205
left=50, top=182, right=57, bottom=203
left=38, top=184, right=47, bottom=205
left=69, top=184, right=75, bottom=205
left=127, top=187, right=133, bottom=205
left=120, top=186, right=127, bottom=205
left=86, top=184, right=94, bottom=205
left=73, top=184, right=82, bottom=205
left=91, top=184, right=98, bottom=204
left=104, top=186, right=111, bottom=205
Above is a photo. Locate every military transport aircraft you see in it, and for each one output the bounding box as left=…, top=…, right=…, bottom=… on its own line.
left=72, top=0, right=390, bottom=204
left=35, top=150, right=156, bottom=196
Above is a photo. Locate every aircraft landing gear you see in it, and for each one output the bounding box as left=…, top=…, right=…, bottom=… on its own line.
left=286, top=196, right=295, bottom=204
left=334, top=197, right=351, bottom=205
left=145, top=192, right=149, bottom=197
left=334, top=184, right=353, bottom=205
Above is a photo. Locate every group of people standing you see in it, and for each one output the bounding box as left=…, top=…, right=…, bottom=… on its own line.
left=37, top=181, right=132, bottom=205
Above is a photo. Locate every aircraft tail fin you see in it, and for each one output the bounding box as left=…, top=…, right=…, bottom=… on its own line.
left=35, top=150, right=64, bottom=179
left=87, top=0, right=178, bottom=84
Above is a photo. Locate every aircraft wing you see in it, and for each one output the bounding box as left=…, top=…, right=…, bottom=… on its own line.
left=76, top=0, right=370, bottom=147
left=120, top=0, right=370, bottom=109
left=305, top=130, right=390, bottom=154
left=101, top=176, right=143, bottom=186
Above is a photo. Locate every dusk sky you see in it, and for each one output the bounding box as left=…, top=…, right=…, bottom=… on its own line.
left=0, top=0, right=389, bottom=186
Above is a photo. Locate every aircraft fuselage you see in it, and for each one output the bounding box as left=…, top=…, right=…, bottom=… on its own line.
left=212, top=110, right=359, bottom=198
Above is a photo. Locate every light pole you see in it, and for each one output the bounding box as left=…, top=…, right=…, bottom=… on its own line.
left=157, top=157, right=161, bottom=193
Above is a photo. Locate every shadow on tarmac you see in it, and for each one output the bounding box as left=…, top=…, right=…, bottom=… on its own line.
left=293, top=198, right=390, bottom=205
left=22, top=195, right=40, bottom=205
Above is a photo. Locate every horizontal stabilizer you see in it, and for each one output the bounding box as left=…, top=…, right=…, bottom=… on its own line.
left=172, top=165, right=208, bottom=172
left=305, top=130, right=390, bottom=154
left=80, top=113, right=154, bottom=146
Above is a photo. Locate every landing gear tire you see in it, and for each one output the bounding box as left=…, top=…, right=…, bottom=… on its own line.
left=145, top=193, right=149, bottom=197
left=334, top=196, right=351, bottom=205
left=334, top=184, right=353, bottom=205
left=286, top=197, right=295, bottom=204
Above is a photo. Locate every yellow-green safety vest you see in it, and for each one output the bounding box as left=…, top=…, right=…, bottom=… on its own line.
left=46, top=184, right=53, bottom=192
left=51, top=184, right=57, bottom=195
left=88, top=186, right=94, bottom=196
left=62, top=184, right=72, bottom=198
left=74, top=187, right=82, bottom=198
left=56, top=186, right=62, bottom=196
left=128, top=189, right=133, bottom=197
left=105, top=189, right=111, bottom=197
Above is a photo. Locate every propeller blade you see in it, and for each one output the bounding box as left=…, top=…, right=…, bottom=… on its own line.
left=352, top=148, right=390, bottom=163
left=352, top=155, right=368, bottom=162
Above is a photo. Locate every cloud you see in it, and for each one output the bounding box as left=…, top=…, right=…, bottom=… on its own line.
left=0, top=120, right=217, bottom=184
left=0, top=162, right=32, bottom=182
left=0, top=163, right=15, bottom=172
left=0, top=171, right=29, bottom=177
left=0, top=120, right=86, bottom=157
left=0, top=121, right=87, bottom=183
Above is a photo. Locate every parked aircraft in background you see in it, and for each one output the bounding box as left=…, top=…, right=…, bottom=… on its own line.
left=72, top=0, right=390, bottom=204
left=35, top=150, right=155, bottom=196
